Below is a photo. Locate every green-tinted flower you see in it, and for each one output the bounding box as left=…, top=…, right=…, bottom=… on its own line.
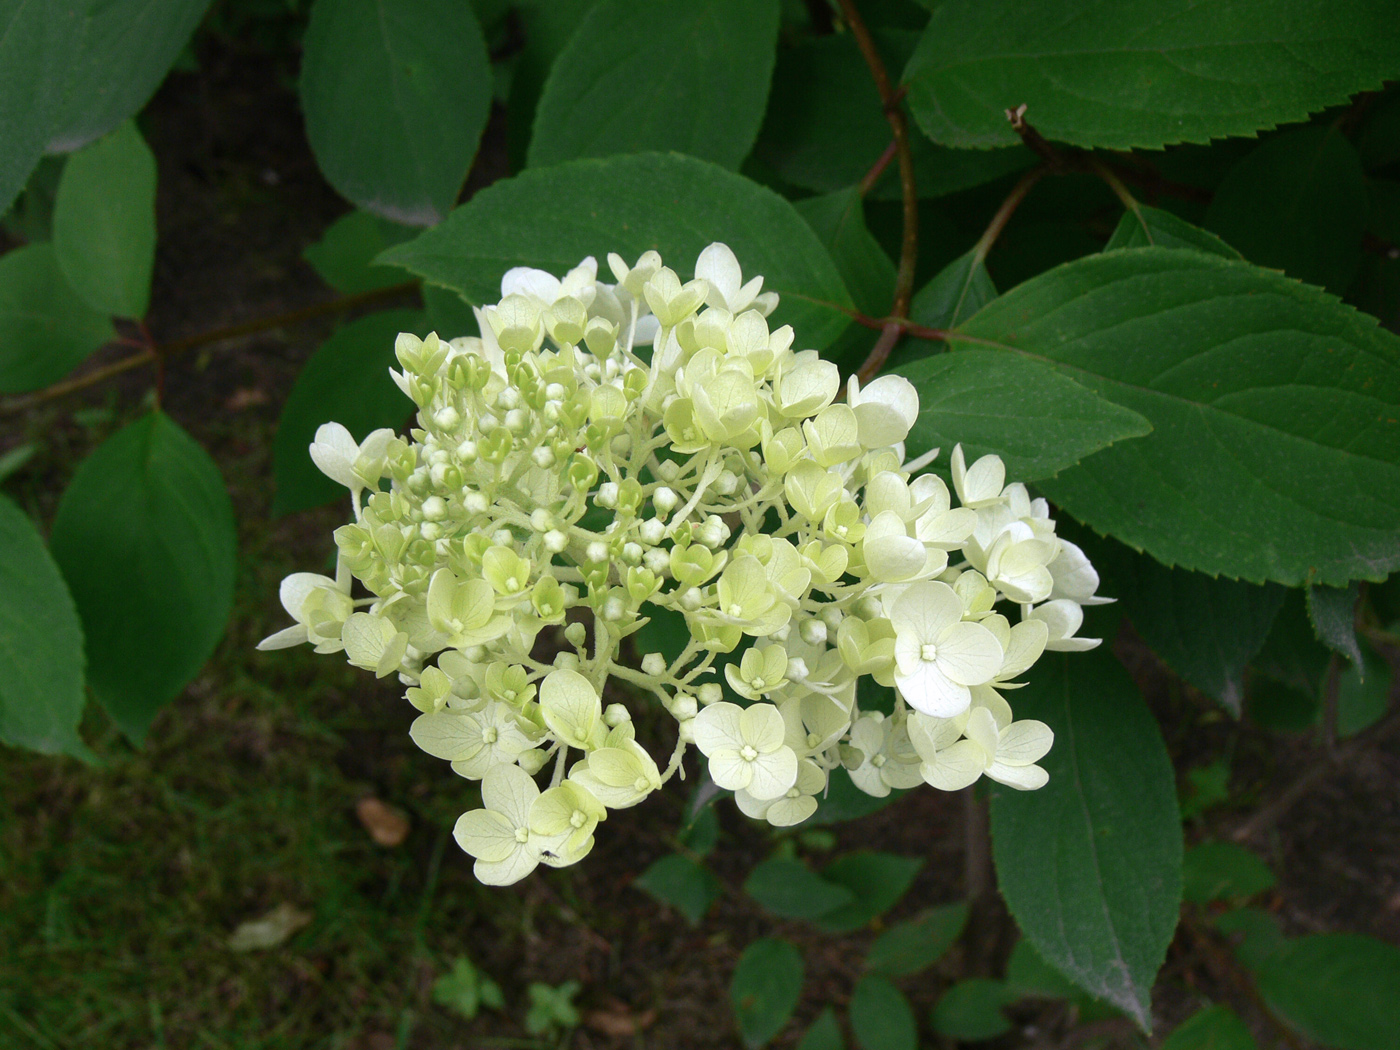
left=691, top=701, right=797, bottom=800
left=539, top=668, right=604, bottom=751
left=530, top=780, right=606, bottom=863
left=453, top=764, right=541, bottom=885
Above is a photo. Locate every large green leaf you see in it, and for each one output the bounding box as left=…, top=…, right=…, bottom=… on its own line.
left=904, top=0, right=1400, bottom=150
left=909, top=248, right=998, bottom=330
left=0, top=496, right=90, bottom=760
left=45, top=0, right=211, bottom=153
left=1253, top=934, right=1400, bottom=1050
left=49, top=413, right=237, bottom=744
left=299, top=0, right=491, bottom=225
left=754, top=30, right=1032, bottom=201
left=730, top=938, right=804, bottom=1049
left=505, top=0, right=598, bottom=170
left=949, top=248, right=1400, bottom=586
left=528, top=0, right=778, bottom=170
left=1204, top=127, right=1368, bottom=295
left=990, top=650, right=1182, bottom=1030
left=1104, top=206, right=1241, bottom=259
left=1087, top=537, right=1284, bottom=715
left=795, top=187, right=896, bottom=318
left=0, top=242, right=115, bottom=393
left=0, top=0, right=80, bottom=214
left=897, top=350, right=1151, bottom=482
left=52, top=121, right=157, bottom=319
left=380, top=152, right=855, bottom=349
left=272, top=309, right=426, bottom=516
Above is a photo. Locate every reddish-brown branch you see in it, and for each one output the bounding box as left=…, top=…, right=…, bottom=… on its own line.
left=1, top=280, right=419, bottom=417
left=859, top=139, right=899, bottom=197
left=838, top=0, right=919, bottom=382
left=974, top=165, right=1048, bottom=264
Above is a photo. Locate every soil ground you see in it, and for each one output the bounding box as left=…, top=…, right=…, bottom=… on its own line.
left=2, top=29, right=1398, bottom=1050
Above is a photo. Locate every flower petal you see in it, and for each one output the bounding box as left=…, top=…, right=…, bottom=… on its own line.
left=896, top=661, right=971, bottom=718
left=480, top=763, right=540, bottom=827
left=986, top=761, right=1049, bottom=791
left=996, top=719, right=1054, bottom=766
left=453, top=809, right=518, bottom=863
left=746, top=747, right=798, bottom=800
left=935, top=621, right=1004, bottom=686
left=920, top=739, right=986, bottom=791
left=740, top=702, right=787, bottom=752
left=692, top=702, right=745, bottom=754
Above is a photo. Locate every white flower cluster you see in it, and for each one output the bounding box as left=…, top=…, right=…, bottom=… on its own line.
left=261, top=243, right=1109, bottom=885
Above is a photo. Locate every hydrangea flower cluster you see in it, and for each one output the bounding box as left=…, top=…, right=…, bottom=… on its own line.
left=260, top=243, right=1110, bottom=885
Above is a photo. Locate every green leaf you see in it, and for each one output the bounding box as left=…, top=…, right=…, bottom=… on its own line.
left=0, top=442, right=37, bottom=483
left=45, top=0, right=211, bottom=153
left=421, top=283, right=479, bottom=341
left=528, top=0, right=778, bottom=170
left=755, top=31, right=1032, bottom=201
left=930, top=980, right=1015, bottom=1040
left=299, top=0, right=491, bottom=225
left=1181, top=842, right=1276, bottom=904
left=1246, top=677, right=1320, bottom=733
left=0, top=242, right=115, bottom=394
left=909, top=248, right=997, bottom=330
left=380, top=152, right=855, bottom=350
left=1204, top=127, right=1368, bottom=295
left=816, top=851, right=923, bottom=933
left=898, top=350, right=1152, bottom=482
left=304, top=211, right=417, bottom=294
left=903, top=0, right=1400, bottom=150
left=1253, top=934, right=1400, bottom=1050
left=681, top=810, right=721, bottom=863
left=1087, top=537, right=1285, bottom=716
left=950, top=248, right=1400, bottom=586
left=796, top=1009, right=845, bottom=1050
left=52, top=121, right=157, bottom=318
left=432, top=955, right=502, bottom=1020
left=850, top=975, right=917, bottom=1050
left=1358, top=90, right=1400, bottom=171
left=0, top=496, right=90, bottom=760
left=504, top=0, right=598, bottom=170
left=635, top=853, right=722, bottom=925
left=271, top=309, right=425, bottom=516
left=1336, top=637, right=1391, bottom=737
left=1161, top=1005, right=1257, bottom=1050
left=1104, top=206, right=1241, bottom=259
left=730, top=937, right=804, bottom=1049
left=1004, top=939, right=1084, bottom=1000
left=795, top=187, right=896, bottom=318
left=49, top=413, right=237, bottom=744
left=989, top=650, right=1182, bottom=1030
left=807, top=766, right=907, bottom=825
left=1253, top=589, right=1331, bottom=698
left=1306, top=582, right=1363, bottom=668
left=0, top=0, right=81, bottom=214
left=743, top=857, right=854, bottom=922
left=866, top=902, right=969, bottom=977
left=1215, top=907, right=1287, bottom=969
